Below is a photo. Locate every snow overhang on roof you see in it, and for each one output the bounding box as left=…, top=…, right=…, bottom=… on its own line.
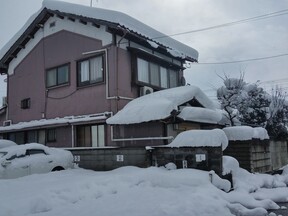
left=0, top=1, right=198, bottom=72
left=0, top=113, right=109, bottom=133
left=177, top=107, right=222, bottom=124
left=106, top=86, right=217, bottom=125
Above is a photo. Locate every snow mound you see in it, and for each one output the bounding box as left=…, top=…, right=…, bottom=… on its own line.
left=222, top=156, right=240, bottom=175
left=107, top=86, right=216, bottom=124
left=167, top=129, right=228, bottom=150
left=0, top=139, right=17, bottom=149
left=223, top=126, right=269, bottom=141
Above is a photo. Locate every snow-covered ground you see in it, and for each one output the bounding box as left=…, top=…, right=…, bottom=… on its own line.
left=1, top=158, right=288, bottom=216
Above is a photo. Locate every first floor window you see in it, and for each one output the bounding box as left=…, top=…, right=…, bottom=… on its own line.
left=78, top=55, right=104, bottom=86
left=76, top=125, right=105, bottom=147
left=46, top=64, right=69, bottom=88
left=47, top=129, right=56, bottom=142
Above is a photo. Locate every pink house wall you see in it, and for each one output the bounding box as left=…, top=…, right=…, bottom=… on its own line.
left=8, top=31, right=135, bottom=123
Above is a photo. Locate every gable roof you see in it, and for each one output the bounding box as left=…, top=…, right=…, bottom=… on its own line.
left=0, top=1, right=198, bottom=73
left=106, top=86, right=217, bottom=125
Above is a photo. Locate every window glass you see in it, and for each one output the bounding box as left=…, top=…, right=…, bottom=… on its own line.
left=136, top=57, right=180, bottom=89
left=160, top=67, right=168, bottom=88
left=150, top=63, right=160, bottom=86
left=90, top=57, right=103, bottom=83
left=27, top=149, right=46, bottom=155
left=57, top=65, right=69, bottom=85
left=78, top=55, right=105, bottom=86
left=47, top=69, right=57, bottom=87
left=21, top=98, right=30, bottom=109
left=80, top=60, right=89, bottom=82
left=98, top=125, right=105, bottom=147
left=169, top=70, right=178, bottom=88
left=46, top=65, right=69, bottom=88
left=38, top=130, right=46, bottom=145
left=27, top=131, right=37, bottom=143
left=137, top=58, right=149, bottom=83
left=47, top=129, right=56, bottom=142
left=77, top=125, right=105, bottom=147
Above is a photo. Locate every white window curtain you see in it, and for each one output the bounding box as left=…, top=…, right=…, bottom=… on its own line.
left=169, top=70, right=178, bottom=88
left=160, top=67, right=168, bottom=88
left=47, top=69, right=57, bottom=87
left=91, top=125, right=105, bottom=147
left=90, top=57, right=103, bottom=82
left=150, top=63, right=160, bottom=86
left=80, top=60, right=89, bottom=82
left=137, top=58, right=149, bottom=83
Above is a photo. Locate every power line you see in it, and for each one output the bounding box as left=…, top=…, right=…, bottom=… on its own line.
left=193, top=53, right=288, bottom=65
left=154, top=9, right=288, bottom=39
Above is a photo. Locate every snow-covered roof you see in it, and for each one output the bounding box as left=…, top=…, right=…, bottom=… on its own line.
left=106, top=86, right=217, bottom=125
left=177, top=107, right=222, bottom=124
left=0, top=0, right=198, bottom=66
left=223, top=126, right=269, bottom=141
left=0, top=113, right=108, bottom=132
left=167, top=129, right=228, bottom=150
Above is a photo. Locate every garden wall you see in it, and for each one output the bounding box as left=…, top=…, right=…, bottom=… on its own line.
left=269, top=139, right=288, bottom=171
left=224, top=139, right=271, bottom=173
left=68, top=146, right=223, bottom=175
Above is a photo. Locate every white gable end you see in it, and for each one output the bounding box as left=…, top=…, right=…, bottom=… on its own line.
left=7, top=16, right=112, bottom=75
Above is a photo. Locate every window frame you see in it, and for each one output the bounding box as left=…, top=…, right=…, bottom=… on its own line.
left=135, top=57, right=180, bottom=90
left=76, top=124, right=105, bottom=147
left=21, top=98, right=31, bottom=109
left=77, top=54, right=105, bottom=87
left=46, top=63, right=70, bottom=88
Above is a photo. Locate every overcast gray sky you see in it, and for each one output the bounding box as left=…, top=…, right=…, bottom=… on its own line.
left=0, top=0, right=288, bottom=100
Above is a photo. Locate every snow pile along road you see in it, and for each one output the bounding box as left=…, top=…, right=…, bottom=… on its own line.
left=0, top=161, right=288, bottom=216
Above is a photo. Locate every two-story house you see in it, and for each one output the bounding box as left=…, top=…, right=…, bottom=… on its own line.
left=0, top=1, right=220, bottom=148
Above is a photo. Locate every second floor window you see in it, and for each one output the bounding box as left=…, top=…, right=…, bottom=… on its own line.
left=46, top=64, right=69, bottom=88
left=137, top=58, right=178, bottom=89
left=77, top=55, right=104, bottom=87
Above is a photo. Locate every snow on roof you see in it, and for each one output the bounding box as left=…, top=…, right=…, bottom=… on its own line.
left=223, top=126, right=269, bottom=141
left=106, top=86, right=216, bottom=125
left=177, top=107, right=222, bottom=124
left=0, top=0, right=198, bottom=63
left=167, top=129, right=228, bottom=150
left=0, top=113, right=108, bottom=132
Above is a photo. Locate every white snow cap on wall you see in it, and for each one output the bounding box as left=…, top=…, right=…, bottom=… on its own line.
left=223, top=126, right=269, bottom=141
left=167, top=129, right=228, bottom=150
left=0, top=0, right=198, bottom=62
left=106, top=86, right=217, bottom=125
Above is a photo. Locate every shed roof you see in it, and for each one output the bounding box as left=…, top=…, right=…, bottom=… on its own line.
left=106, top=86, right=217, bottom=125
left=0, top=1, right=198, bottom=72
